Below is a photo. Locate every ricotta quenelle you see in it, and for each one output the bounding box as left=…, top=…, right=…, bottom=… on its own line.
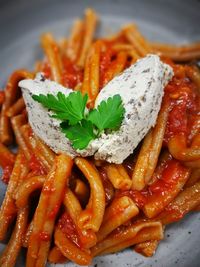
left=19, top=55, right=173, bottom=163
left=20, top=74, right=78, bottom=158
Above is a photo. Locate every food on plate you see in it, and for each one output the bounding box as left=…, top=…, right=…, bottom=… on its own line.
left=0, top=8, right=200, bottom=267
left=20, top=54, right=173, bottom=163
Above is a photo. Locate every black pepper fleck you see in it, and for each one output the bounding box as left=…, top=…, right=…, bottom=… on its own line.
left=40, top=75, right=46, bottom=82
left=128, top=99, right=135, bottom=105
left=142, top=68, right=150, bottom=73
left=141, top=96, right=146, bottom=102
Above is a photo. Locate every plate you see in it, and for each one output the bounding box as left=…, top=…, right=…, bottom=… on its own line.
left=0, top=0, right=200, bottom=266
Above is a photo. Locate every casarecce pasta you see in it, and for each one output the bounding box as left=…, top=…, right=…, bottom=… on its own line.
left=0, top=8, right=200, bottom=267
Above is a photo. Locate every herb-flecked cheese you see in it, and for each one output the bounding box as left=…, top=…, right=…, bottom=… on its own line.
left=19, top=55, right=173, bottom=163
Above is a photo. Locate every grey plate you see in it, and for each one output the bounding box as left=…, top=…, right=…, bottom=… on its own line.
left=0, top=0, right=200, bottom=266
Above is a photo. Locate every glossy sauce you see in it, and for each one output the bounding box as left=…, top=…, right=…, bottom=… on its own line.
left=41, top=56, right=83, bottom=89
left=0, top=91, right=5, bottom=104
left=116, top=158, right=187, bottom=209
left=58, top=212, right=82, bottom=248
left=28, top=154, right=46, bottom=176
left=164, top=203, right=186, bottom=222
left=48, top=204, right=60, bottom=219
left=99, top=37, right=127, bottom=88
left=1, top=165, right=13, bottom=184
left=148, top=159, right=185, bottom=194
left=39, top=231, right=51, bottom=241
left=164, top=64, right=200, bottom=145
left=62, top=56, right=83, bottom=88
left=99, top=167, right=115, bottom=205
left=42, top=177, right=55, bottom=195
left=100, top=47, right=113, bottom=87
left=41, top=60, right=52, bottom=79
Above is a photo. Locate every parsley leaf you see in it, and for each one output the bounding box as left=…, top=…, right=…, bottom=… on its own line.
left=32, top=91, right=125, bottom=150
left=61, top=120, right=96, bottom=150
left=32, top=91, right=88, bottom=125
left=88, top=94, right=125, bottom=132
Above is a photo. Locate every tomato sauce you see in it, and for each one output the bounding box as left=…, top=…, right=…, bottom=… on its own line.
left=1, top=165, right=13, bottom=184
left=100, top=47, right=113, bottom=87
left=117, top=158, right=187, bottom=209
left=41, top=60, right=52, bottom=79
left=58, top=212, right=81, bottom=248
left=0, top=91, right=5, bottom=104
left=48, top=204, right=60, bottom=219
left=99, top=35, right=130, bottom=87
left=164, top=64, right=200, bottom=145
left=164, top=204, right=186, bottom=222
left=41, top=55, right=83, bottom=89
left=29, top=154, right=46, bottom=175
left=39, top=231, right=51, bottom=241
left=62, top=56, right=83, bottom=88
left=99, top=167, right=115, bottom=205
left=148, top=159, right=185, bottom=194
left=43, top=178, right=55, bottom=195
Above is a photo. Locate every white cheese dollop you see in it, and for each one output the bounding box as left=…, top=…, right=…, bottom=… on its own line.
left=19, top=55, right=173, bottom=163
left=19, top=74, right=78, bottom=158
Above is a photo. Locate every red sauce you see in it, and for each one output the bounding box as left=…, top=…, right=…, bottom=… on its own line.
left=164, top=203, right=186, bottom=221
left=62, top=56, right=83, bottom=88
left=39, top=231, right=51, bottom=241
left=1, top=165, right=13, bottom=184
left=111, top=223, right=130, bottom=237
left=27, top=126, right=34, bottom=137
left=28, top=154, right=46, bottom=175
left=100, top=168, right=114, bottom=205
left=48, top=204, right=59, bottom=219
left=100, top=47, right=113, bottom=88
left=0, top=154, right=15, bottom=170
left=43, top=178, right=55, bottom=195
left=41, top=60, right=52, bottom=79
left=147, top=159, right=186, bottom=199
left=164, top=65, right=200, bottom=145
left=41, top=55, right=83, bottom=89
left=58, top=212, right=81, bottom=248
left=0, top=91, right=5, bottom=104
left=149, top=160, right=179, bottom=193
left=117, top=158, right=187, bottom=209
left=99, top=36, right=129, bottom=87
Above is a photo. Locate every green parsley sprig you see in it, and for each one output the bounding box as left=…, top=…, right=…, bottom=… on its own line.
left=32, top=91, right=125, bottom=150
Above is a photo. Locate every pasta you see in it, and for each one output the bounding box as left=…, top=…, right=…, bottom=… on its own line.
left=26, top=154, right=73, bottom=267
left=41, top=33, right=63, bottom=84
left=91, top=221, right=164, bottom=256
left=132, top=99, right=170, bottom=190
left=0, top=152, right=25, bottom=240
left=151, top=42, right=200, bottom=62
left=105, top=163, right=132, bottom=190
left=75, top=157, right=105, bottom=232
left=81, top=40, right=102, bottom=107
left=0, top=206, right=29, bottom=267
left=0, top=70, right=33, bottom=145
left=0, top=8, right=200, bottom=267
